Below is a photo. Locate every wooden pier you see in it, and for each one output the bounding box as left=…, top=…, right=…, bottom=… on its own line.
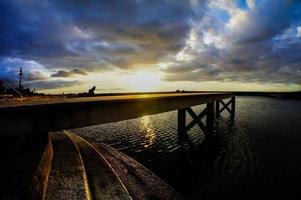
left=1, top=92, right=235, bottom=199
left=0, top=93, right=235, bottom=136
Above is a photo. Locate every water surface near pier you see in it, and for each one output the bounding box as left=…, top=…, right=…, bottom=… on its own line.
left=72, top=96, right=301, bottom=199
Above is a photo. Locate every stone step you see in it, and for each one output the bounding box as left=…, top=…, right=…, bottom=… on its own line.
left=45, top=132, right=92, bottom=200
left=3, top=131, right=181, bottom=199
left=81, top=134, right=182, bottom=200
left=67, top=132, right=132, bottom=200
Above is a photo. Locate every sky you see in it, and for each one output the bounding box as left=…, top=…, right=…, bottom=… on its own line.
left=0, top=0, right=301, bottom=93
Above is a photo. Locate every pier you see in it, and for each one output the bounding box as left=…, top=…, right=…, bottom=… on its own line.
left=0, top=93, right=235, bottom=136
left=178, top=96, right=235, bottom=136
left=1, top=93, right=235, bottom=199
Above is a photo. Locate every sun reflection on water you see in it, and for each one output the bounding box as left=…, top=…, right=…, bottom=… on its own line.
left=139, top=116, right=156, bottom=148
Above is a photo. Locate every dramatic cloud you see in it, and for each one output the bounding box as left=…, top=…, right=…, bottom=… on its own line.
left=0, top=57, right=47, bottom=84
left=0, top=0, right=300, bottom=92
left=164, top=0, right=301, bottom=85
left=0, top=0, right=194, bottom=70
left=51, top=69, right=88, bottom=77
left=226, top=0, right=301, bottom=43
left=27, top=80, right=81, bottom=90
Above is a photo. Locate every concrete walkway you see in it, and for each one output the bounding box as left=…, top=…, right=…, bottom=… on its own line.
left=1, top=131, right=181, bottom=199
left=44, top=131, right=181, bottom=200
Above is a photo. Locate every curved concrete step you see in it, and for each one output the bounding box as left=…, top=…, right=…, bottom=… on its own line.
left=45, top=133, right=92, bottom=200
left=45, top=131, right=182, bottom=200
left=66, top=131, right=132, bottom=200
left=71, top=133, right=182, bottom=200
left=2, top=131, right=182, bottom=199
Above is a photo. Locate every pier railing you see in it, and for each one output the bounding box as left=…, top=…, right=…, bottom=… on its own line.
left=178, top=96, right=235, bottom=136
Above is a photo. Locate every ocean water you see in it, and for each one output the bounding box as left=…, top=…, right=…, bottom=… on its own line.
left=72, top=96, right=301, bottom=199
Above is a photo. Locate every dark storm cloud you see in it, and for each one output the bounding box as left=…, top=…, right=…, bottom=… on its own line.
left=0, top=0, right=196, bottom=71
left=0, top=1, right=73, bottom=58
left=27, top=80, right=81, bottom=90
left=0, top=67, right=17, bottom=84
left=24, top=71, right=47, bottom=81
left=51, top=68, right=88, bottom=77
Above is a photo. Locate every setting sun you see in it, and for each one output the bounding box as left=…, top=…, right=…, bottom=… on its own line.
left=121, top=72, right=161, bottom=92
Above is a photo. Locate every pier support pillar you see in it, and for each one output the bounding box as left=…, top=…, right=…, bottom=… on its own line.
left=231, top=97, right=235, bottom=119
left=177, top=108, right=186, bottom=135
left=215, top=96, right=236, bottom=119
left=177, top=96, right=235, bottom=136
left=215, top=101, right=220, bottom=117
left=206, top=102, right=215, bottom=132
left=177, top=105, right=214, bottom=135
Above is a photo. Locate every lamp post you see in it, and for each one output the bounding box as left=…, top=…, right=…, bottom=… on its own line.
left=19, top=67, right=22, bottom=90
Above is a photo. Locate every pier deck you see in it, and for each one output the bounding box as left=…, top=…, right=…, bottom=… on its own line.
left=0, top=93, right=234, bottom=136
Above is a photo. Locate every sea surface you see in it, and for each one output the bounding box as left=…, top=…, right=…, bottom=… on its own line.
left=72, top=96, right=301, bottom=199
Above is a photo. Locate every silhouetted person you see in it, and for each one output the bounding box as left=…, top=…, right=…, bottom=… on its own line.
left=88, top=86, right=96, bottom=96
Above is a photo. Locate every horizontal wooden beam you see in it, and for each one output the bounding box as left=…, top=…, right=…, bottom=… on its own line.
left=0, top=93, right=233, bottom=136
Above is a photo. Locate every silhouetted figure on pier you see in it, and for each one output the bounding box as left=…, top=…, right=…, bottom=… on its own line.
left=88, top=86, right=96, bottom=96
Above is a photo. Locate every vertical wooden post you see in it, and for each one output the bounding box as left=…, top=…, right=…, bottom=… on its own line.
left=231, top=96, right=235, bottom=119
left=206, top=102, right=215, bottom=132
left=178, top=108, right=186, bottom=135
left=215, top=100, right=220, bottom=117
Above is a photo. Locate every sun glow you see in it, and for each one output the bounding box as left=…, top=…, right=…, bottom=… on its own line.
left=121, top=71, right=161, bottom=92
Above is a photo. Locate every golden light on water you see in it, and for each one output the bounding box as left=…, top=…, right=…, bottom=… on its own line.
left=139, top=116, right=156, bottom=148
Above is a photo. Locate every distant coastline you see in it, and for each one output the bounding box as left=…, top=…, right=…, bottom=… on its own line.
left=234, top=91, right=301, bottom=100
